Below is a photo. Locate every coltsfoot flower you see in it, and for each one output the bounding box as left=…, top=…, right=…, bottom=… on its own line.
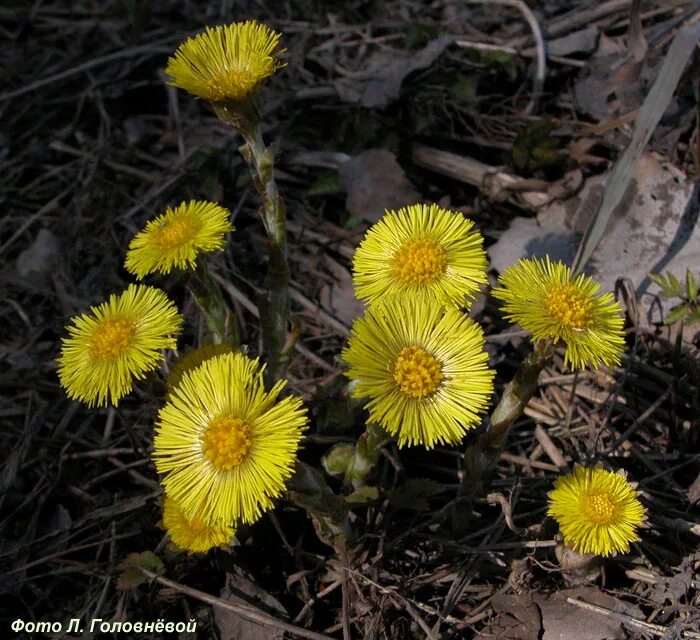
left=165, top=21, right=285, bottom=104
left=352, top=203, right=488, bottom=308
left=342, top=297, right=494, bottom=448
left=58, top=285, right=182, bottom=407
left=548, top=466, right=645, bottom=557
left=124, top=200, right=233, bottom=279
left=492, top=256, right=625, bottom=369
left=153, top=352, right=308, bottom=526
left=166, top=343, right=234, bottom=396
left=162, top=496, right=235, bottom=554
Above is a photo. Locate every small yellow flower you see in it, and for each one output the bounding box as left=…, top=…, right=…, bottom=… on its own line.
left=124, top=200, right=233, bottom=279
left=58, top=285, right=182, bottom=407
left=548, top=466, right=645, bottom=556
left=153, top=352, right=307, bottom=526
left=162, top=496, right=235, bottom=554
left=352, top=203, right=488, bottom=308
left=165, top=21, right=285, bottom=103
left=492, top=256, right=625, bottom=369
left=166, top=343, right=234, bottom=396
left=342, top=297, right=494, bottom=448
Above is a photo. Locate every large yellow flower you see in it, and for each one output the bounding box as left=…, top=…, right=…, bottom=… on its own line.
left=166, top=343, right=234, bottom=397
left=492, top=256, right=625, bottom=369
left=342, top=297, right=494, bottom=448
left=153, top=352, right=307, bottom=526
left=161, top=496, right=235, bottom=554
left=165, top=21, right=285, bottom=103
left=124, top=200, right=233, bottom=279
left=352, top=203, right=488, bottom=308
left=58, top=285, right=182, bottom=407
left=548, top=466, right=645, bottom=557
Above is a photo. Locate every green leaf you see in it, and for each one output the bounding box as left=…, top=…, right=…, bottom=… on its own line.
left=648, top=272, right=668, bottom=289
left=389, top=478, right=442, bottom=511
left=667, top=271, right=682, bottom=296
left=665, top=304, right=690, bottom=325
left=686, top=270, right=698, bottom=301
left=117, top=551, right=164, bottom=590
left=450, top=74, right=477, bottom=102
left=307, top=171, right=341, bottom=197
left=345, top=486, right=380, bottom=505
left=321, top=443, right=354, bottom=477
left=686, top=306, right=700, bottom=325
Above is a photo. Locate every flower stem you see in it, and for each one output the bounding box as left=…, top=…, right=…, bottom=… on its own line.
left=460, top=339, right=553, bottom=504
left=238, top=125, right=292, bottom=384
left=187, top=262, right=236, bottom=346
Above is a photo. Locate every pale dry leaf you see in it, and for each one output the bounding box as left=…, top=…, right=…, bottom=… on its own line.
left=339, top=149, right=421, bottom=223
left=479, top=592, right=542, bottom=640
left=534, top=587, right=643, bottom=640
left=488, top=153, right=700, bottom=339
left=215, top=568, right=287, bottom=640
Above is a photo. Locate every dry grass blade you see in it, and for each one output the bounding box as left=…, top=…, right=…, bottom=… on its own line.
left=573, top=19, right=700, bottom=274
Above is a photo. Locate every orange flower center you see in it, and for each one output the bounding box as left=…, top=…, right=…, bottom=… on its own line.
left=392, top=239, right=448, bottom=285
left=583, top=492, right=616, bottom=524
left=201, top=416, right=251, bottom=470
left=89, top=318, right=135, bottom=360
left=544, top=282, right=593, bottom=329
left=151, top=216, right=198, bottom=250
left=393, top=346, right=443, bottom=398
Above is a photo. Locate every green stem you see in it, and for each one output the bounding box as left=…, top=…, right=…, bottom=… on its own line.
left=460, top=339, right=553, bottom=503
left=239, top=125, right=291, bottom=385
left=187, top=262, right=232, bottom=345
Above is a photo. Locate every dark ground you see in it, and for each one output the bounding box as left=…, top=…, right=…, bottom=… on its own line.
left=1, top=1, right=699, bottom=638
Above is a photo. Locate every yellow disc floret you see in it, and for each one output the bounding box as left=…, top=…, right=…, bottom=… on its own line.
left=88, top=317, right=135, bottom=360
left=392, top=239, right=448, bottom=285
left=545, top=282, right=593, bottom=329
left=583, top=493, right=617, bottom=524
left=201, top=416, right=251, bottom=470
left=151, top=215, right=200, bottom=251
left=393, top=346, right=444, bottom=398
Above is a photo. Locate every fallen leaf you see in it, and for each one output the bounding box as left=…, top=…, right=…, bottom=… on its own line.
left=488, top=153, right=700, bottom=338
left=480, top=592, right=542, bottom=639
left=333, top=36, right=453, bottom=108
left=15, top=228, right=60, bottom=279
left=117, top=551, right=164, bottom=590
left=215, top=567, right=287, bottom=640
left=319, top=256, right=364, bottom=326
left=534, top=587, right=642, bottom=640
left=339, top=149, right=421, bottom=223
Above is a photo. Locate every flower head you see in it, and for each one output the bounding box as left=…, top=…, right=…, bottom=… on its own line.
left=162, top=496, right=235, bottom=553
left=342, top=297, right=494, bottom=448
left=352, top=203, right=488, bottom=308
left=153, top=352, right=307, bottom=525
left=58, top=285, right=182, bottom=407
left=548, top=466, right=645, bottom=556
left=165, top=21, right=285, bottom=104
left=492, top=256, right=625, bottom=369
left=167, top=343, right=234, bottom=396
left=124, top=200, right=233, bottom=279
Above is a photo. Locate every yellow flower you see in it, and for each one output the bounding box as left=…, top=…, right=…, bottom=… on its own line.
left=153, top=352, right=307, bottom=525
left=352, top=203, right=488, bottom=308
left=166, top=343, right=234, bottom=396
left=492, top=256, right=625, bottom=369
left=58, top=285, right=182, bottom=407
left=124, top=200, right=233, bottom=279
left=342, top=297, right=494, bottom=448
left=548, top=466, right=645, bottom=557
left=162, top=496, right=235, bottom=554
left=165, top=21, right=285, bottom=103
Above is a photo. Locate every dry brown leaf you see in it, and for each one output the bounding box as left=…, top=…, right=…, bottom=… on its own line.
left=480, top=592, right=542, bottom=640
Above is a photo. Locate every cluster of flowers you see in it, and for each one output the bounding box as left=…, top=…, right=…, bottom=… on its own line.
left=56, top=21, right=645, bottom=559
